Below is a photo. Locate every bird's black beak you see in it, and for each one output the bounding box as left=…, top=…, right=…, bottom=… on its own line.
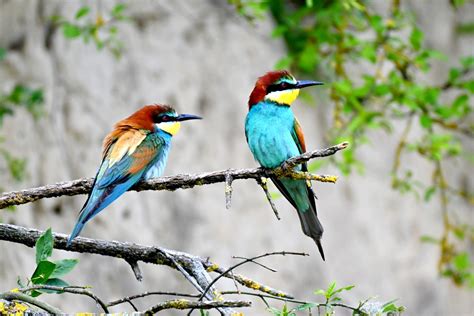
left=295, top=80, right=324, bottom=89
left=176, top=114, right=202, bottom=121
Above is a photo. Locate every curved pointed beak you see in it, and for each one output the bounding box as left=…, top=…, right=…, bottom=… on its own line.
left=295, top=80, right=324, bottom=89
left=176, top=114, right=202, bottom=121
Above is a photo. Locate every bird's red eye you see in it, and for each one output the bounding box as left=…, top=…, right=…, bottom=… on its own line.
left=161, top=115, right=170, bottom=122
left=280, top=82, right=288, bottom=89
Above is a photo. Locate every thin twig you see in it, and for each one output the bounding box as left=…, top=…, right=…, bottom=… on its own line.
left=198, top=251, right=308, bottom=302
left=221, top=291, right=366, bottom=314
left=161, top=251, right=208, bottom=299
left=0, top=143, right=348, bottom=209
left=127, top=260, right=143, bottom=282
left=232, top=255, right=277, bottom=273
left=18, top=285, right=109, bottom=313
left=225, top=172, right=233, bottom=209
left=257, top=177, right=281, bottom=220
left=108, top=291, right=200, bottom=307
left=107, top=289, right=368, bottom=314
left=0, top=291, right=63, bottom=314
left=143, top=299, right=251, bottom=314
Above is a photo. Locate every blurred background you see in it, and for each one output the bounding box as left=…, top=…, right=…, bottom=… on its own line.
left=0, top=0, right=472, bottom=315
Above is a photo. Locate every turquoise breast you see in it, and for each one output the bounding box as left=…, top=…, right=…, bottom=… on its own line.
left=245, top=102, right=300, bottom=168
left=143, top=130, right=172, bottom=180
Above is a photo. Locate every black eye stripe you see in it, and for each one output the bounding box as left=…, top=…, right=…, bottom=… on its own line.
left=153, top=113, right=176, bottom=123
left=266, top=81, right=294, bottom=93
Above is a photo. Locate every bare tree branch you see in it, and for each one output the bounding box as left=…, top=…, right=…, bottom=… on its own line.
left=0, top=142, right=348, bottom=209
left=144, top=299, right=251, bottom=314
left=197, top=251, right=308, bottom=302
left=0, top=292, right=63, bottom=314
left=107, top=291, right=201, bottom=308
left=0, top=223, right=294, bottom=300
left=18, top=285, right=109, bottom=313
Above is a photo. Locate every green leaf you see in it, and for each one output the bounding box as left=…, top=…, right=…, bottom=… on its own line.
left=295, top=302, right=318, bottom=311
left=420, top=235, right=439, bottom=244
left=62, top=23, right=82, bottom=38
left=325, top=282, right=336, bottom=299
left=460, top=56, right=474, bottom=69
left=449, top=68, right=461, bottom=83
left=35, top=228, right=54, bottom=264
left=410, top=27, right=423, bottom=50
left=461, top=80, right=474, bottom=93
left=38, top=278, right=69, bottom=294
left=419, top=114, right=432, bottom=129
left=452, top=94, right=469, bottom=113
left=199, top=310, right=210, bottom=316
left=314, top=289, right=326, bottom=296
left=360, top=43, right=377, bottom=63
left=112, top=3, right=126, bottom=18
left=275, top=56, right=293, bottom=70
left=453, top=252, right=470, bottom=271
left=331, top=284, right=355, bottom=301
left=51, top=259, right=78, bottom=278
left=382, top=302, right=398, bottom=312
left=426, top=50, right=447, bottom=61
left=423, top=186, right=436, bottom=201
left=298, top=44, right=319, bottom=72
left=31, top=260, right=56, bottom=284
left=333, top=79, right=353, bottom=95
left=0, top=47, right=6, bottom=61
left=453, top=226, right=465, bottom=240
left=468, top=273, right=474, bottom=289
left=75, top=6, right=90, bottom=19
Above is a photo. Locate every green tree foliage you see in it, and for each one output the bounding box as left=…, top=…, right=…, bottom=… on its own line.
left=51, top=3, right=128, bottom=58
left=268, top=282, right=404, bottom=315
left=230, top=0, right=474, bottom=288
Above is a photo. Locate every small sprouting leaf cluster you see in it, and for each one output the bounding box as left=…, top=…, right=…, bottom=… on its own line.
left=17, top=228, right=78, bottom=296
left=230, top=0, right=473, bottom=289
left=52, top=4, right=127, bottom=58
left=0, top=49, right=44, bottom=184
left=0, top=85, right=44, bottom=123
left=267, top=282, right=404, bottom=316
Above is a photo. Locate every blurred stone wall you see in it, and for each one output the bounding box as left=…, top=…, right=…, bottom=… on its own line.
left=0, top=0, right=472, bottom=315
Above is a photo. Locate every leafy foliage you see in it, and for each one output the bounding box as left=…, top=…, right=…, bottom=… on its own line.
left=231, top=0, right=474, bottom=289
left=267, top=282, right=404, bottom=315
left=52, top=4, right=128, bottom=58
left=17, top=228, right=78, bottom=297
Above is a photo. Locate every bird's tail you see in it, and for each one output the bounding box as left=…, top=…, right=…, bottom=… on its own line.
left=296, top=200, right=325, bottom=261
left=67, top=221, right=85, bottom=247
left=67, top=199, right=101, bottom=247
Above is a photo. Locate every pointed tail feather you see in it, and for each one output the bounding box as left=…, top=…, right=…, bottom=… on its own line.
left=67, top=200, right=102, bottom=246
left=270, top=177, right=326, bottom=260
left=296, top=202, right=325, bottom=261
left=315, top=239, right=325, bottom=261
left=67, top=221, right=85, bottom=246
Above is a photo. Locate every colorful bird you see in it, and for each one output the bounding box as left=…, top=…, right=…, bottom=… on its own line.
left=67, top=105, right=201, bottom=245
left=245, top=70, right=326, bottom=260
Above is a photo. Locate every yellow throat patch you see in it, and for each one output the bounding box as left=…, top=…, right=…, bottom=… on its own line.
left=157, top=121, right=181, bottom=135
left=265, top=89, right=300, bottom=105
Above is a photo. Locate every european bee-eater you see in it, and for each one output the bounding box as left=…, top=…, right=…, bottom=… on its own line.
left=67, top=105, right=201, bottom=245
left=245, top=70, right=326, bottom=260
